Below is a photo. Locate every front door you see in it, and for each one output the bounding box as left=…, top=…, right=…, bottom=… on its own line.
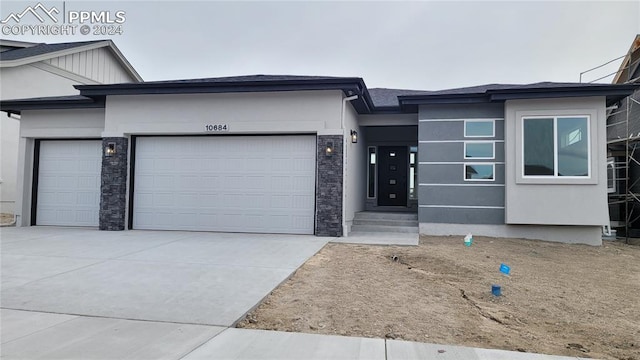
left=377, top=146, right=408, bottom=206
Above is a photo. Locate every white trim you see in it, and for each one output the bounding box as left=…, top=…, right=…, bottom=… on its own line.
left=419, top=183, right=505, bottom=187
left=419, top=205, right=505, bottom=209
left=607, top=157, right=616, bottom=193
left=420, top=140, right=504, bottom=143
left=419, top=118, right=504, bottom=123
left=420, top=161, right=504, bottom=165
left=464, top=119, right=495, bottom=138
left=464, top=162, right=496, bottom=182
left=464, top=141, right=495, bottom=160
left=521, top=115, right=591, bottom=179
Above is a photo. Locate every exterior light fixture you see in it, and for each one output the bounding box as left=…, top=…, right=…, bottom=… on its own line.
left=105, top=142, right=116, bottom=157
left=325, top=142, right=334, bottom=156
left=350, top=130, right=358, bottom=143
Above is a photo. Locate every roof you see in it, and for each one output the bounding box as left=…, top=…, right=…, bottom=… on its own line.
left=398, top=81, right=639, bottom=109
left=368, top=88, right=432, bottom=108
left=0, top=39, right=142, bottom=82
left=0, top=40, right=103, bottom=61
left=2, top=76, right=638, bottom=115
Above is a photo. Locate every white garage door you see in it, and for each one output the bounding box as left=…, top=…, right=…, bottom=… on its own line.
left=36, top=140, right=102, bottom=226
left=133, top=136, right=316, bottom=234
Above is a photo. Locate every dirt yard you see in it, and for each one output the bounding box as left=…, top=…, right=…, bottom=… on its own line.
left=0, top=213, right=14, bottom=226
left=237, top=236, right=640, bottom=360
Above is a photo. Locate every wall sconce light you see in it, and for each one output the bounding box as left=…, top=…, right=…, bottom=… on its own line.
left=105, top=142, right=116, bottom=157
left=350, top=130, right=358, bottom=144
left=325, top=141, right=334, bottom=156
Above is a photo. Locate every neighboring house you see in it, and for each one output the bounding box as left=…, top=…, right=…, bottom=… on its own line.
left=0, top=39, right=142, bottom=214
left=1, top=75, right=636, bottom=245
left=606, top=35, right=640, bottom=237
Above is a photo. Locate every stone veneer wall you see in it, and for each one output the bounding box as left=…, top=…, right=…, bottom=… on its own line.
left=315, top=135, right=343, bottom=236
left=99, top=137, right=128, bottom=230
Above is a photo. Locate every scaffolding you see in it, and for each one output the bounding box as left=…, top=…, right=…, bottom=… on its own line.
left=584, top=39, right=640, bottom=244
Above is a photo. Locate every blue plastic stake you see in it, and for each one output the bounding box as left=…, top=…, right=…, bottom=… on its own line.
left=499, top=263, right=511, bottom=276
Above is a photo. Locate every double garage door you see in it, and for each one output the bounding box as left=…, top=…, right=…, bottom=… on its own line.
left=35, top=136, right=316, bottom=234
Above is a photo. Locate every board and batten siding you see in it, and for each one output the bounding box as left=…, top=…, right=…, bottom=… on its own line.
left=418, top=103, right=505, bottom=225
left=44, top=47, right=135, bottom=84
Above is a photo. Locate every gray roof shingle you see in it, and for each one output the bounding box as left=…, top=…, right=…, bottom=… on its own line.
left=0, top=40, right=105, bottom=61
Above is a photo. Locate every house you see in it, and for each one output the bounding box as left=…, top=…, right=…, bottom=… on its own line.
left=606, top=34, right=640, bottom=238
left=1, top=74, right=636, bottom=245
left=0, top=39, right=142, bottom=216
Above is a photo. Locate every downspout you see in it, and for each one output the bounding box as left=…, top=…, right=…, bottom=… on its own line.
left=341, top=95, right=358, bottom=237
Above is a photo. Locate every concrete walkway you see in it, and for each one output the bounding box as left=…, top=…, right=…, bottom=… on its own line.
left=1, top=309, right=587, bottom=360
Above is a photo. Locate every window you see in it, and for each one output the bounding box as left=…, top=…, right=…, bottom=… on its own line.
left=464, top=120, right=494, bottom=137
left=523, top=116, right=590, bottom=177
left=464, top=142, right=494, bottom=159
left=607, top=158, right=616, bottom=193
left=464, top=163, right=495, bottom=181
left=368, top=147, right=376, bottom=198
left=409, top=146, right=418, bottom=200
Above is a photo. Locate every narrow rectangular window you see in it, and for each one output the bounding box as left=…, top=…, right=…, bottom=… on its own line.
left=607, top=158, right=616, bottom=193
left=368, top=147, right=376, bottom=198
left=409, top=146, right=417, bottom=200
left=464, top=120, right=494, bottom=137
left=464, top=142, right=494, bottom=159
left=464, top=163, right=495, bottom=181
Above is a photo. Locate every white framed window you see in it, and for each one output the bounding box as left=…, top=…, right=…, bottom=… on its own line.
left=607, top=158, right=616, bottom=193
left=464, top=163, right=495, bottom=181
left=522, top=116, right=590, bottom=178
left=464, top=141, right=494, bottom=159
left=464, top=120, right=495, bottom=138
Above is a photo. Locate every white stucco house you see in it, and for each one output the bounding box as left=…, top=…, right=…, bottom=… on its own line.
left=1, top=69, right=637, bottom=245
left=0, top=39, right=142, bottom=215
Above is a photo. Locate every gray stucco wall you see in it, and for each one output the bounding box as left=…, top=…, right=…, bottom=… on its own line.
left=418, top=103, right=505, bottom=225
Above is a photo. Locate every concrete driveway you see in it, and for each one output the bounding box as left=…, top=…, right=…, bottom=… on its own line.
left=1, top=227, right=328, bottom=326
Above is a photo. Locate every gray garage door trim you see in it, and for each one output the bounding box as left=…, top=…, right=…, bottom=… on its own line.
left=130, top=135, right=317, bottom=234
left=31, top=139, right=102, bottom=226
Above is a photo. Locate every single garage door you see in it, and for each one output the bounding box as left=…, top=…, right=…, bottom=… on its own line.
left=35, top=140, right=102, bottom=226
left=133, top=136, right=316, bottom=234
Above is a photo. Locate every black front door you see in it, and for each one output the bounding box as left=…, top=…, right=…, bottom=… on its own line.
left=377, top=146, right=408, bottom=206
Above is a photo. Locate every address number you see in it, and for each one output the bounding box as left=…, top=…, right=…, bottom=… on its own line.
left=205, top=124, right=229, bottom=132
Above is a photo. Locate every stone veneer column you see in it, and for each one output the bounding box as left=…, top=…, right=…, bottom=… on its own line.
left=315, top=135, right=343, bottom=236
left=99, top=137, right=128, bottom=230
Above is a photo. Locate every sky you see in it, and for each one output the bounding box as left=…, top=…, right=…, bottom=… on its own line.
left=1, top=1, right=639, bottom=90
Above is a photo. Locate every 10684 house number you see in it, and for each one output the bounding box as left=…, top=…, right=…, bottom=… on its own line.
left=205, top=124, right=229, bottom=132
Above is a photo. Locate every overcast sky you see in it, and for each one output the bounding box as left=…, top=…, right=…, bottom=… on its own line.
left=2, top=1, right=639, bottom=90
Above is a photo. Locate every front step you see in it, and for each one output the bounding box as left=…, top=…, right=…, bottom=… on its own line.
left=353, top=219, right=418, bottom=227
left=350, top=224, right=419, bottom=234
left=353, top=212, right=417, bottom=221
left=350, top=212, right=419, bottom=234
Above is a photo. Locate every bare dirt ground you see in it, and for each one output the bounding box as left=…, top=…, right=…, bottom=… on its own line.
left=237, top=236, right=640, bottom=360
left=0, top=213, right=14, bottom=226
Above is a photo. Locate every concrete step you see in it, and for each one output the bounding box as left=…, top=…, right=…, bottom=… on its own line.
left=352, top=219, right=418, bottom=227
left=353, top=212, right=418, bottom=221
left=350, top=224, right=419, bottom=234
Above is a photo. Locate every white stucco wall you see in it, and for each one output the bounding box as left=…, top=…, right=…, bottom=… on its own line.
left=504, top=97, right=608, bottom=226
left=14, top=108, right=106, bottom=226
left=103, top=91, right=344, bottom=137
left=343, top=99, right=366, bottom=233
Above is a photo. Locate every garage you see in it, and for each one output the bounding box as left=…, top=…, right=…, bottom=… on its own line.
left=132, top=135, right=317, bottom=234
left=34, top=140, right=102, bottom=226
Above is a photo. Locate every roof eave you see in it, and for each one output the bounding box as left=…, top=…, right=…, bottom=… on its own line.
left=0, top=97, right=104, bottom=114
